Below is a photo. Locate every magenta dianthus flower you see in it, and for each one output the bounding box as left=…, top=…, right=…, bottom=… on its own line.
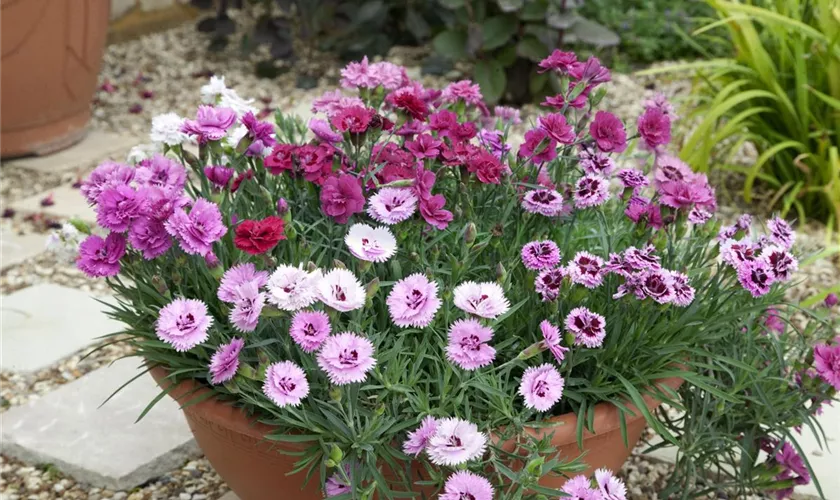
left=156, top=298, right=213, bottom=352
left=340, top=56, right=376, bottom=88
left=453, top=281, right=510, bottom=319
left=317, top=332, right=376, bottom=385
left=164, top=198, right=227, bottom=256
left=814, top=343, right=840, bottom=390
left=426, top=418, right=487, bottom=466
left=402, top=416, right=439, bottom=456
left=263, top=360, right=309, bottom=407
left=518, top=129, right=558, bottom=164
left=535, top=267, right=566, bottom=302
left=579, top=148, right=616, bottom=176
left=204, top=165, right=235, bottom=189
left=320, top=174, right=365, bottom=224
left=574, top=175, right=610, bottom=209
left=81, top=161, right=135, bottom=205
left=446, top=319, right=496, bottom=371
left=589, top=111, right=626, bottom=153
left=441, top=80, right=483, bottom=105
left=637, top=108, right=671, bottom=150
left=720, top=238, right=758, bottom=267
left=641, top=268, right=676, bottom=304
left=367, top=188, right=418, bottom=225
left=521, top=240, right=561, bottom=270
left=181, top=105, right=237, bottom=143
left=669, top=271, right=695, bottom=307
left=128, top=216, right=172, bottom=260
left=76, top=232, right=126, bottom=278
left=309, top=118, right=342, bottom=144
left=440, top=471, right=494, bottom=500
left=522, top=188, right=565, bottom=217
left=406, top=134, right=443, bottom=159
left=419, top=194, right=453, bottom=230
left=539, top=113, right=575, bottom=144
left=289, top=310, right=331, bottom=353
left=519, top=363, right=565, bottom=412
left=565, top=307, right=607, bottom=348
left=135, top=154, right=187, bottom=194
left=736, top=259, right=776, bottom=297
left=386, top=274, right=442, bottom=328
left=617, top=168, right=650, bottom=190
left=538, top=49, right=578, bottom=74
left=96, top=184, right=143, bottom=232
left=568, top=251, right=605, bottom=288
left=218, top=263, right=269, bottom=303
left=209, top=337, right=244, bottom=385
left=540, top=320, right=569, bottom=364
left=688, top=207, right=713, bottom=225
left=761, top=246, right=798, bottom=282
left=767, top=217, right=795, bottom=250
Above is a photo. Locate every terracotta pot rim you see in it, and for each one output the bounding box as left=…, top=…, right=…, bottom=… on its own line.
left=150, top=365, right=684, bottom=447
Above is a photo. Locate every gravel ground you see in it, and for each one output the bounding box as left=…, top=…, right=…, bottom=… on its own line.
left=1, top=19, right=837, bottom=500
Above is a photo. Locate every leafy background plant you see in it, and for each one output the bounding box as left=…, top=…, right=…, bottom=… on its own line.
left=643, top=0, right=840, bottom=231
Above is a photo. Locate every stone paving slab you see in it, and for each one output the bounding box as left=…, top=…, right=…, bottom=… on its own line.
left=1, top=229, right=46, bottom=270
left=10, top=183, right=96, bottom=224
left=1, top=284, right=121, bottom=372
left=219, top=492, right=238, bottom=500
left=6, top=131, right=137, bottom=174
left=0, top=358, right=200, bottom=490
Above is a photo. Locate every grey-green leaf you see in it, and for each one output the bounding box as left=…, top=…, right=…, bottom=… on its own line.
left=433, top=30, right=468, bottom=60
left=569, top=17, right=620, bottom=47
left=482, top=15, right=518, bottom=51
left=474, top=59, right=507, bottom=104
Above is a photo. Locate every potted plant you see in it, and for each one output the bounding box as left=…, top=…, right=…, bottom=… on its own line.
left=65, top=53, right=838, bottom=499
left=0, top=0, right=110, bottom=158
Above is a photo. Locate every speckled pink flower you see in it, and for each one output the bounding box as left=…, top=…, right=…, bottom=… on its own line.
left=446, top=319, right=496, bottom=371
left=164, top=198, right=227, bottom=256
left=402, top=416, right=439, bottom=456
left=229, top=281, right=266, bottom=333
left=426, top=418, right=487, bottom=466
left=440, top=471, right=494, bottom=500
left=595, top=468, right=628, bottom=500
left=540, top=320, right=569, bottom=365
left=367, top=188, right=418, bottom=225
left=519, top=363, right=565, bottom=412
left=568, top=251, right=605, bottom=288
left=209, top=337, right=244, bottom=385
left=814, top=343, right=840, bottom=390
left=453, top=281, right=510, bottom=319
left=761, top=246, right=798, bottom=282
left=565, top=307, right=606, bottom=348
left=535, top=267, right=566, bottom=302
left=562, top=475, right=599, bottom=500
left=641, top=268, right=676, bottom=304
left=386, top=273, right=441, bottom=328
left=522, top=189, right=565, bottom=217
left=767, top=217, right=795, bottom=250
left=737, top=259, right=776, bottom=297
left=669, top=271, right=695, bottom=307
left=289, top=310, right=331, bottom=353
left=325, top=465, right=352, bottom=497
left=218, top=263, right=269, bottom=303
left=317, top=332, right=376, bottom=385
left=156, top=298, right=213, bottom=352
left=574, top=174, right=610, bottom=209
left=521, top=240, right=561, bottom=271
left=262, top=360, right=309, bottom=407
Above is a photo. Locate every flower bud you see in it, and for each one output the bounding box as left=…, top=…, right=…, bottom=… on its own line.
left=329, top=387, right=342, bottom=402
left=223, top=379, right=240, bottom=393
left=151, top=275, right=169, bottom=295
left=325, top=459, right=337, bottom=469
left=333, top=259, right=347, bottom=269
left=525, top=456, right=545, bottom=476
left=329, top=444, right=344, bottom=463
left=365, top=277, right=380, bottom=300
left=238, top=363, right=257, bottom=380
left=277, top=198, right=289, bottom=215
left=824, top=293, right=838, bottom=308
left=68, top=218, right=92, bottom=235
left=307, top=261, right=318, bottom=273
left=518, top=341, right=544, bottom=360
left=464, top=222, right=477, bottom=246
left=496, top=262, right=507, bottom=284
left=564, top=331, right=576, bottom=346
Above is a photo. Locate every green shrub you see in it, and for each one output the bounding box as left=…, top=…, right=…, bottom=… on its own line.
left=432, top=0, right=620, bottom=104
left=644, top=0, right=840, bottom=230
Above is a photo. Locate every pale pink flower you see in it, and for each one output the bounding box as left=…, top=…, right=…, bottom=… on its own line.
left=289, top=310, right=331, bottom=353
left=426, top=418, right=487, bottom=466
left=568, top=251, right=605, bottom=288
left=402, top=416, right=439, bottom=456
left=266, top=265, right=322, bottom=311
left=209, top=337, right=244, bottom=385
left=229, top=281, right=266, bottom=332
left=669, top=271, right=695, bottom=307
left=595, top=468, right=628, bottom=500
left=519, top=363, right=565, bottom=412
left=317, top=269, right=366, bottom=312
left=565, top=307, right=607, bottom=348
left=441, top=80, right=483, bottom=105
left=737, top=259, right=776, bottom=297
left=522, top=188, right=565, bottom=216
left=317, top=332, right=376, bottom=385
left=440, top=471, right=494, bottom=500
left=367, top=188, right=418, bottom=225
left=386, top=274, right=441, bottom=328
left=218, top=263, right=268, bottom=303
left=446, top=319, right=496, bottom=371
left=541, top=320, right=569, bottom=364
left=263, top=361, right=309, bottom=407
left=344, top=223, right=397, bottom=263
left=453, top=281, right=510, bottom=319
left=156, top=298, right=213, bottom=352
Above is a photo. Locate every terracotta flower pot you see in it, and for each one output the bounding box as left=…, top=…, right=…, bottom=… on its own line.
left=0, top=0, right=110, bottom=158
left=150, top=366, right=681, bottom=500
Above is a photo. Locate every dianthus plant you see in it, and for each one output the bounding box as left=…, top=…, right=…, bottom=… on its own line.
left=73, top=54, right=838, bottom=498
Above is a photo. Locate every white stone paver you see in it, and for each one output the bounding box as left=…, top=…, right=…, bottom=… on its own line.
left=1, top=229, right=46, bottom=270
left=0, top=284, right=121, bottom=372
left=1, top=358, right=200, bottom=490
left=6, top=131, right=137, bottom=173
left=219, top=492, right=239, bottom=500
left=11, top=183, right=96, bottom=224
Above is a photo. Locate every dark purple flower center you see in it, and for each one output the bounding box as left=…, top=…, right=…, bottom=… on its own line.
left=176, top=313, right=196, bottom=332
left=277, top=377, right=296, bottom=393
left=407, top=289, right=425, bottom=310
left=751, top=268, right=771, bottom=288
left=577, top=178, right=600, bottom=198
left=661, top=166, right=683, bottom=181
left=533, top=379, right=549, bottom=398
left=339, top=348, right=359, bottom=366
left=576, top=256, right=600, bottom=275
left=447, top=436, right=463, bottom=448
left=532, top=191, right=557, bottom=205
left=332, top=285, right=347, bottom=302
left=644, top=275, right=670, bottom=297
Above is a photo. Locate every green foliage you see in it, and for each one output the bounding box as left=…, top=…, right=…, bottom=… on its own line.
left=578, top=0, right=727, bottom=67
left=432, top=0, right=620, bottom=104
left=642, top=0, right=840, bottom=231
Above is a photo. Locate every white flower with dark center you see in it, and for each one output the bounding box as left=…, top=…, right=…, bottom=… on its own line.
left=344, top=223, right=397, bottom=263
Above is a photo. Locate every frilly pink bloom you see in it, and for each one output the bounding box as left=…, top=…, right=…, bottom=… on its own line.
left=369, top=61, right=406, bottom=90
left=405, top=134, right=443, bottom=159
left=644, top=92, right=678, bottom=120
left=541, top=320, right=569, bottom=364
left=309, top=118, right=342, bottom=144
left=440, top=471, right=494, bottom=500
left=340, top=55, right=376, bottom=88
left=311, top=90, right=365, bottom=117
left=181, top=105, right=237, bottom=143
left=129, top=215, right=172, bottom=260
left=568, top=251, right=605, bottom=288
left=263, top=360, right=309, bottom=407
left=453, top=281, right=510, bottom=319
left=386, top=274, right=442, bottom=328
left=367, top=188, right=418, bottom=225
left=562, top=475, right=600, bottom=499
left=320, top=174, right=365, bottom=224
left=289, top=310, right=331, bottom=353
left=330, top=106, right=373, bottom=133
left=81, top=161, right=135, bottom=205
left=669, top=271, right=695, bottom=307
left=441, top=80, right=483, bottom=105
left=737, top=259, right=775, bottom=297
left=761, top=246, right=798, bottom=282
left=543, top=82, right=590, bottom=110
left=446, top=319, right=496, bottom=371
left=595, top=468, right=628, bottom=500
left=574, top=174, right=611, bottom=209
left=135, top=154, right=187, bottom=193
left=654, top=154, right=695, bottom=185
left=539, top=113, right=576, bottom=144
left=641, top=268, right=676, bottom=304
left=658, top=180, right=715, bottom=211
left=316, top=332, right=376, bottom=385
left=218, top=263, right=269, bottom=303
left=164, top=198, right=227, bottom=256
left=767, top=217, right=795, bottom=250
left=204, top=165, right=235, bottom=189
left=569, top=56, right=611, bottom=85
left=420, top=194, right=453, bottom=230
left=426, top=418, right=487, bottom=466
left=579, top=148, right=616, bottom=176
left=494, top=105, right=522, bottom=124
left=814, top=343, right=840, bottom=390
left=519, top=363, right=565, bottom=412
left=518, top=129, right=557, bottom=164
left=209, top=337, right=244, bottom=385
left=688, top=207, right=713, bottom=225
left=617, top=168, right=649, bottom=189
left=720, top=238, right=759, bottom=267
left=156, top=298, right=213, bottom=352
left=637, top=107, right=672, bottom=150
left=565, top=307, right=607, bottom=348
left=402, top=416, right=439, bottom=456
left=589, top=111, right=626, bottom=153
left=522, top=188, right=565, bottom=217
left=538, top=49, right=578, bottom=74
left=96, top=184, right=142, bottom=232
left=76, top=233, right=126, bottom=278
left=535, top=267, right=566, bottom=302
left=521, top=240, right=561, bottom=271
left=229, top=281, right=266, bottom=333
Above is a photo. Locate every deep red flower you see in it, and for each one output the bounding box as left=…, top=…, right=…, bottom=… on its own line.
left=330, top=106, right=374, bottom=133
left=234, top=216, right=286, bottom=255
left=389, top=90, right=429, bottom=121
left=265, top=144, right=297, bottom=175
left=231, top=170, right=254, bottom=193
left=466, top=149, right=504, bottom=184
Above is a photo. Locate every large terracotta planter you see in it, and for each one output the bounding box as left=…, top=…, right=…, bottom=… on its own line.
left=150, top=366, right=681, bottom=500
left=1, top=0, right=110, bottom=158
